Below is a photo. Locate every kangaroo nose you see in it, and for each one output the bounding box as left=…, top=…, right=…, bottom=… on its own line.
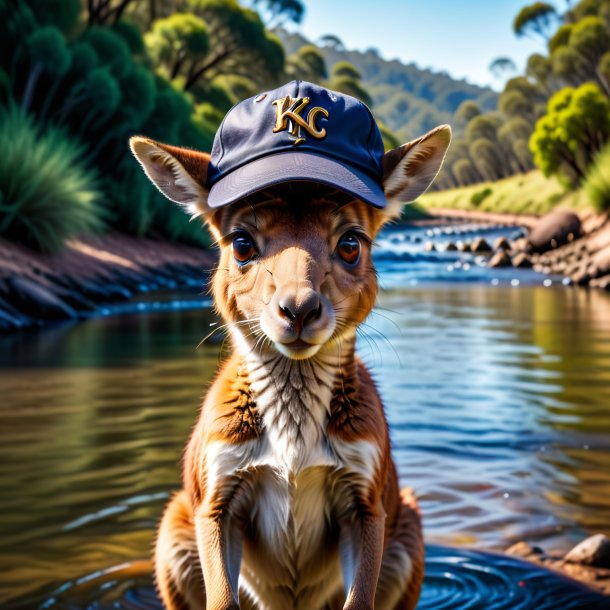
left=278, top=290, right=322, bottom=328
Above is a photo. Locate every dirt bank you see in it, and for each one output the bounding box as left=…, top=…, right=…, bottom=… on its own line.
left=0, top=233, right=215, bottom=333
left=427, top=207, right=540, bottom=230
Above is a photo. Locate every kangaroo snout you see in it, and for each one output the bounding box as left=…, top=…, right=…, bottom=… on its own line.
left=277, top=286, right=321, bottom=329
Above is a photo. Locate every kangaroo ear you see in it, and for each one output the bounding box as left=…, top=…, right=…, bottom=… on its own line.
left=381, top=125, right=451, bottom=219
left=129, top=136, right=211, bottom=216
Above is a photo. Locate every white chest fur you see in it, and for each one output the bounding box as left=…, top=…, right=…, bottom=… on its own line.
left=203, top=349, right=381, bottom=605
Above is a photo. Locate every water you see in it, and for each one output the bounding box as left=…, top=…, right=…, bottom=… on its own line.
left=1, top=223, right=609, bottom=609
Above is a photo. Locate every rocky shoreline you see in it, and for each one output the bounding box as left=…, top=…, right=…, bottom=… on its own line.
left=428, top=207, right=610, bottom=290
left=506, top=534, right=610, bottom=596
left=0, top=233, right=215, bottom=333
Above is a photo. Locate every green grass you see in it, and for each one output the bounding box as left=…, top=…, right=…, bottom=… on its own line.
left=419, top=171, right=590, bottom=216
left=584, top=141, right=610, bottom=212
left=0, top=106, right=103, bottom=253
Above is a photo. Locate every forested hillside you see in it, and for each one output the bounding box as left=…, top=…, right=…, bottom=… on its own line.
left=279, top=30, right=498, bottom=143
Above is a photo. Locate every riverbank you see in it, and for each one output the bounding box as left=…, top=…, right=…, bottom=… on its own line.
left=0, top=233, right=215, bottom=333
left=423, top=204, right=610, bottom=290
left=506, top=535, right=610, bottom=596
left=419, top=170, right=589, bottom=216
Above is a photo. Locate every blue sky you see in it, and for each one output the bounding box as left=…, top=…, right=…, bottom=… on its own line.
left=289, top=0, right=567, bottom=90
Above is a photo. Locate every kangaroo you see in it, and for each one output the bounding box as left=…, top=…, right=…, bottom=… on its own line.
left=130, top=82, right=450, bottom=610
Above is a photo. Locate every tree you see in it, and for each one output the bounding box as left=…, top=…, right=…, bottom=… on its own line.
left=514, top=2, right=558, bottom=40
left=331, top=61, right=362, bottom=81
left=177, top=0, right=285, bottom=90
left=21, top=27, right=71, bottom=112
left=454, top=100, right=481, bottom=129
left=498, top=90, right=534, bottom=122
left=526, top=53, right=556, bottom=93
left=469, top=137, right=506, bottom=180
left=452, top=158, right=481, bottom=186
left=489, top=57, right=517, bottom=79
left=285, top=44, right=327, bottom=82
left=318, top=34, right=345, bottom=50
left=145, top=13, right=209, bottom=82
left=530, top=83, right=610, bottom=185
left=252, top=0, right=304, bottom=27
left=87, top=0, right=138, bottom=26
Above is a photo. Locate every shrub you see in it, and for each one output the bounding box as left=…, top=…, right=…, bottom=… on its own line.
left=584, top=140, right=610, bottom=211
left=0, top=107, right=102, bottom=252
left=471, top=187, right=493, bottom=207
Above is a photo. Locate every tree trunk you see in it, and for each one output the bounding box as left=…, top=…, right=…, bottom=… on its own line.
left=21, top=63, right=43, bottom=113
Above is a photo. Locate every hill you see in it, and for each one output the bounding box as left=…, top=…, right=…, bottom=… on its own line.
left=278, top=30, right=497, bottom=142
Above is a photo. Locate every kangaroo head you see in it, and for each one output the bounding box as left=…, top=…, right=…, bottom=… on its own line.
left=130, top=125, right=450, bottom=360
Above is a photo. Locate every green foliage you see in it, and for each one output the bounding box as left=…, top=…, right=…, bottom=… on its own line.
left=145, top=13, right=209, bottom=83
left=327, top=75, right=373, bottom=107
left=489, top=57, right=516, bottom=78
left=25, top=0, right=80, bottom=34
left=286, top=44, right=327, bottom=82
left=26, top=27, right=71, bottom=77
left=0, top=107, right=102, bottom=253
left=376, top=119, right=400, bottom=151
left=331, top=61, right=362, bottom=81
left=112, top=20, right=146, bottom=55
left=514, top=2, right=558, bottom=39
left=583, top=139, right=610, bottom=210
left=253, top=0, right=304, bottom=26
left=180, top=0, right=285, bottom=90
left=548, top=24, right=573, bottom=52
left=81, top=27, right=132, bottom=78
left=470, top=187, right=493, bottom=207
left=530, top=83, right=610, bottom=185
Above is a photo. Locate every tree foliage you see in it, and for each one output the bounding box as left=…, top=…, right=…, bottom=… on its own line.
left=530, top=83, right=610, bottom=185
left=0, top=0, right=292, bottom=250
left=514, top=2, right=558, bottom=40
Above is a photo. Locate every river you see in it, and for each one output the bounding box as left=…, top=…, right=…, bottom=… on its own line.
left=1, top=222, right=609, bottom=609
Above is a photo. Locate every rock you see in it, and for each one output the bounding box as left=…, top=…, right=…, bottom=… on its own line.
left=510, top=237, right=531, bottom=255
left=528, top=211, right=582, bottom=253
left=506, top=541, right=545, bottom=558
left=471, top=238, right=492, bottom=253
left=592, top=243, right=610, bottom=277
left=424, top=242, right=437, bottom=252
left=512, top=253, right=532, bottom=268
left=445, top=242, right=458, bottom=252
left=571, top=265, right=593, bottom=285
left=488, top=251, right=513, bottom=268
left=565, top=534, right=610, bottom=568
left=4, top=276, right=78, bottom=321
left=493, top=237, right=511, bottom=251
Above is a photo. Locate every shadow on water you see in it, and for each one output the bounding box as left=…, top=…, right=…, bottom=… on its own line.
left=1, top=223, right=609, bottom=608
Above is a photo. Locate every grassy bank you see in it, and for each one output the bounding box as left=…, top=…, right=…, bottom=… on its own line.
left=419, top=171, right=592, bottom=216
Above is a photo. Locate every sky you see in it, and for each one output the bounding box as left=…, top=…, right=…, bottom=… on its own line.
left=288, top=0, right=567, bottom=90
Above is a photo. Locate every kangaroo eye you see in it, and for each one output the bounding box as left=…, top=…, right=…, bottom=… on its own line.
left=233, top=234, right=256, bottom=264
left=337, top=233, right=361, bottom=265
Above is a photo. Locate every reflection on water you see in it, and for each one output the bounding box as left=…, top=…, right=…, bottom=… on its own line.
left=1, top=224, right=610, bottom=608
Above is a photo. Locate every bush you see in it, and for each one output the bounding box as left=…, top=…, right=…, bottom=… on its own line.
left=584, top=140, right=610, bottom=211
left=470, top=187, right=493, bottom=207
left=0, top=107, right=102, bottom=252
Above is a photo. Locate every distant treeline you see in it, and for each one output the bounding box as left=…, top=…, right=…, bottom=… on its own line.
left=279, top=30, right=498, bottom=145
left=438, top=0, right=610, bottom=205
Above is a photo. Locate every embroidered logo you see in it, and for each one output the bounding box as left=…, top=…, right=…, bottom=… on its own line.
left=272, top=96, right=329, bottom=145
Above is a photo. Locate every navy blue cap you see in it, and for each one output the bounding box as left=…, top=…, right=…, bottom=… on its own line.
left=206, top=80, right=387, bottom=209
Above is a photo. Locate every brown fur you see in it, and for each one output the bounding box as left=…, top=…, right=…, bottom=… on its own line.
left=130, top=125, right=451, bottom=610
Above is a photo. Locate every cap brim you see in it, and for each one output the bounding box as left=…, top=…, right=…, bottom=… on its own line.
left=207, top=151, right=387, bottom=209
